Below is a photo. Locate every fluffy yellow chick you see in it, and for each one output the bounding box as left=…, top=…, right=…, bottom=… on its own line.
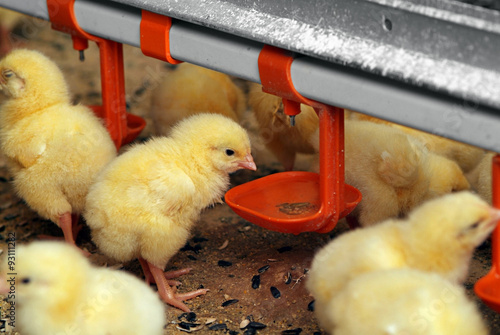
left=342, top=119, right=430, bottom=226
left=248, top=83, right=318, bottom=171
left=0, top=8, right=25, bottom=56
left=348, top=111, right=485, bottom=173
left=426, top=151, right=470, bottom=198
left=0, top=49, right=117, bottom=250
left=85, top=113, right=256, bottom=312
left=467, top=152, right=494, bottom=204
left=151, top=62, right=246, bottom=135
left=0, top=241, right=166, bottom=335
left=307, top=191, right=500, bottom=330
left=315, top=120, right=469, bottom=226
left=326, top=269, right=488, bottom=335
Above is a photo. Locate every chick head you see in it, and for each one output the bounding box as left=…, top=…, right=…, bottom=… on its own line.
left=1, top=241, right=89, bottom=308
left=410, top=191, right=500, bottom=250
left=170, top=113, right=256, bottom=173
left=0, top=49, right=69, bottom=104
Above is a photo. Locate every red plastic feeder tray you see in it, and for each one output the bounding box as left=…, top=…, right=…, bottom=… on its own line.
left=226, top=105, right=361, bottom=234
left=226, top=171, right=361, bottom=234
left=226, top=45, right=361, bottom=234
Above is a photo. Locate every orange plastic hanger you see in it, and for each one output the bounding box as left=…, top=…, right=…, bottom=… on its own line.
left=47, top=0, right=145, bottom=149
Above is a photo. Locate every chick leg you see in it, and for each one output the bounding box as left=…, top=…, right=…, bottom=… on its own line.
left=71, top=214, right=83, bottom=241
left=147, top=261, right=208, bottom=312
left=139, top=258, right=181, bottom=286
left=59, top=212, right=76, bottom=244
left=59, top=212, right=90, bottom=257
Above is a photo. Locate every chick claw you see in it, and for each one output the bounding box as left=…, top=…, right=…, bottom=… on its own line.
left=146, top=261, right=208, bottom=312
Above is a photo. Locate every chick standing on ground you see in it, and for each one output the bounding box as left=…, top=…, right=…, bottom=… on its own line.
left=307, top=191, right=500, bottom=331
left=311, top=119, right=469, bottom=226
left=0, top=241, right=166, bottom=335
left=0, top=49, right=117, bottom=250
left=85, top=113, right=257, bottom=312
left=151, top=62, right=246, bottom=135
left=327, top=269, right=488, bottom=335
left=342, top=119, right=430, bottom=226
left=248, top=83, right=318, bottom=171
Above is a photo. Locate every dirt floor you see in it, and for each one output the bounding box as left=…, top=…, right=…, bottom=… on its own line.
left=0, top=13, right=500, bottom=335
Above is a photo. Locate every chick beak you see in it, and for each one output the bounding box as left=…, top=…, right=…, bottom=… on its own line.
left=237, top=153, right=257, bottom=171
left=487, top=207, right=500, bottom=228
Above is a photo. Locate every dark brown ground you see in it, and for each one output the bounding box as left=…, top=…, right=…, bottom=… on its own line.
left=0, top=13, right=499, bottom=335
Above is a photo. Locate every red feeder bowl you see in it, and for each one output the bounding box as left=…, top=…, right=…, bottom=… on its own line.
left=226, top=171, right=360, bottom=234
left=226, top=106, right=361, bottom=234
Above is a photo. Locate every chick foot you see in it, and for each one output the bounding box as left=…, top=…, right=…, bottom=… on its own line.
left=139, top=258, right=181, bottom=286
left=147, top=261, right=208, bottom=312
left=165, top=268, right=192, bottom=279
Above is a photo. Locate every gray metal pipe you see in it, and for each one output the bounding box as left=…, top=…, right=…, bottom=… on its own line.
left=1, top=0, right=500, bottom=152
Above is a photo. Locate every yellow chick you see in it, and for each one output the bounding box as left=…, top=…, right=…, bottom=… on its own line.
left=248, top=83, right=318, bottom=171
left=348, top=111, right=485, bottom=173
left=317, top=120, right=468, bottom=226
left=150, top=62, right=246, bottom=135
left=0, top=49, right=117, bottom=250
left=342, top=119, right=430, bottom=226
left=307, top=191, right=500, bottom=329
left=84, top=113, right=257, bottom=312
left=0, top=241, right=166, bottom=335
left=326, top=269, right=488, bottom=335
left=426, top=151, right=470, bottom=198
left=0, top=8, right=25, bottom=56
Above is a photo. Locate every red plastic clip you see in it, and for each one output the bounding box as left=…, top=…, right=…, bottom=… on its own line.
left=140, top=10, right=182, bottom=64
left=46, top=0, right=146, bottom=149
left=258, top=45, right=302, bottom=117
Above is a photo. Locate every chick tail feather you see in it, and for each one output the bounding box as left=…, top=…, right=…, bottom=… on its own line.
left=377, top=149, right=419, bottom=188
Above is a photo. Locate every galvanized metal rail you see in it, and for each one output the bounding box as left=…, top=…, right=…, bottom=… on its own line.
left=2, top=0, right=500, bottom=151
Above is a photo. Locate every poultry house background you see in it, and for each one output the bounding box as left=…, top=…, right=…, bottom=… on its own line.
left=0, top=3, right=500, bottom=334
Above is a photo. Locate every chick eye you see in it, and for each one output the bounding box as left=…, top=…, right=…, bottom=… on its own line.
left=225, top=149, right=235, bottom=156
left=468, top=221, right=481, bottom=230
left=20, top=277, right=31, bottom=284
left=2, top=70, right=13, bottom=78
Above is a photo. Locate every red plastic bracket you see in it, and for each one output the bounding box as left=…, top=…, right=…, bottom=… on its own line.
left=257, top=44, right=351, bottom=233
left=46, top=0, right=146, bottom=149
left=140, top=10, right=183, bottom=64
